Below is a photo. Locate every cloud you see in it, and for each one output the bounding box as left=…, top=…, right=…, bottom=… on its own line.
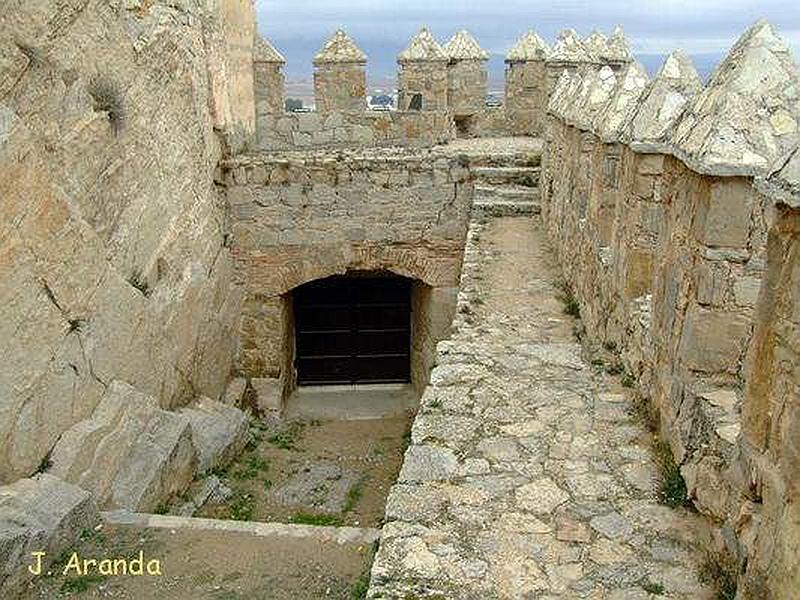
left=256, top=0, right=800, bottom=77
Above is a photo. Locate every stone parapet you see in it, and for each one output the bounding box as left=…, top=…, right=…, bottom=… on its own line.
left=540, top=19, right=800, bottom=596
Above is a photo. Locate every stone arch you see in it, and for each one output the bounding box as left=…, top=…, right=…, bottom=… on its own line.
left=270, top=244, right=459, bottom=296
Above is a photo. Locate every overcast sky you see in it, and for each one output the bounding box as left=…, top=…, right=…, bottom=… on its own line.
left=256, top=0, right=800, bottom=80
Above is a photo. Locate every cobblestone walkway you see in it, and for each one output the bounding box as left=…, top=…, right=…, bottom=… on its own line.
left=368, top=215, right=712, bottom=599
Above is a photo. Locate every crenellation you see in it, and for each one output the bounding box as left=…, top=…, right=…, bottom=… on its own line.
left=313, top=30, right=368, bottom=114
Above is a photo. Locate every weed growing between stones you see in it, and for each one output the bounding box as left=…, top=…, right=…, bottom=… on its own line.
left=231, top=454, right=269, bottom=480
left=88, top=75, right=125, bottom=135
left=267, top=421, right=305, bottom=450
left=61, top=574, right=108, bottom=594
left=229, top=491, right=255, bottom=521
left=640, top=579, right=665, bottom=595
left=345, top=478, right=366, bottom=513
left=557, top=281, right=581, bottom=318
left=699, top=552, right=738, bottom=600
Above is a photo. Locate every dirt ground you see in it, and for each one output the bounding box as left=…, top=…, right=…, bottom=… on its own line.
left=26, top=524, right=374, bottom=599
left=198, top=415, right=411, bottom=528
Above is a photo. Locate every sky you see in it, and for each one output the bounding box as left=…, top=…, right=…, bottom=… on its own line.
left=256, top=0, right=800, bottom=84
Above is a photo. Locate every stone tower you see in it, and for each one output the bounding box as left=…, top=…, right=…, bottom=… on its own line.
left=397, top=27, right=449, bottom=112
left=505, top=31, right=551, bottom=135
left=443, top=30, right=489, bottom=129
left=313, top=30, right=368, bottom=113
left=253, top=36, right=286, bottom=115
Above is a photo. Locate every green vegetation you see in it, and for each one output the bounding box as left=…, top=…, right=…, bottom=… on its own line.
left=229, top=491, right=255, bottom=521
left=267, top=421, right=305, bottom=450
left=345, top=479, right=366, bottom=513
left=60, top=574, right=107, bottom=594
left=232, top=454, right=269, bottom=480
left=641, top=579, right=665, bottom=595
left=699, top=552, right=738, bottom=600
left=88, top=76, right=125, bottom=134
left=653, top=439, right=692, bottom=509
left=557, top=282, right=581, bottom=318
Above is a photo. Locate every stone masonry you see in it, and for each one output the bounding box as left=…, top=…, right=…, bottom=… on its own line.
left=368, top=209, right=712, bottom=599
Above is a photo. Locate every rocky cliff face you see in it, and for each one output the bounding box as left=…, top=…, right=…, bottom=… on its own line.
left=0, top=0, right=256, bottom=482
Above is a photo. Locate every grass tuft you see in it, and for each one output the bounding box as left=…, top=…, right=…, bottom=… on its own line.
left=88, top=76, right=125, bottom=135
left=698, top=552, right=738, bottom=600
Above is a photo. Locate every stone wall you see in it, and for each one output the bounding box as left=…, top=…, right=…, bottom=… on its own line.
left=0, top=0, right=254, bottom=482
left=447, top=60, right=487, bottom=118
left=254, top=61, right=284, bottom=116
left=540, top=20, right=800, bottom=595
left=256, top=109, right=454, bottom=151
left=224, top=149, right=473, bottom=404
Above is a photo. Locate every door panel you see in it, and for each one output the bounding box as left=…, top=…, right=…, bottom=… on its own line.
left=294, top=274, right=411, bottom=385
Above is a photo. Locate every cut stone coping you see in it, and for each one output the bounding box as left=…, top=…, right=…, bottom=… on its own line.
left=506, top=30, right=550, bottom=63
left=399, top=27, right=448, bottom=63
left=102, top=510, right=381, bottom=545
left=314, top=29, right=368, bottom=65
left=254, top=36, right=286, bottom=64
left=443, top=30, right=489, bottom=61
left=671, top=19, right=800, bottom=177
left=548, top=28, right=596, bottom=64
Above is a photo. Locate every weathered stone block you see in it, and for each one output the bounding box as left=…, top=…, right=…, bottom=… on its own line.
left=179, top=397, right=249, bottom=474
left=733, top=276, right=762, bottom=307
left=251, top=377, right=282, bottom=413
left=637, top=154, right=666, bottom=175
left=696, top=179, right=753, bottom=248
left=48, top=381, right=198, bottom=511
left=222, top=377, right=247, bottom=406
left=679, top=306, right=751, bottom=373
left=0, top=474, right=100, bottom=598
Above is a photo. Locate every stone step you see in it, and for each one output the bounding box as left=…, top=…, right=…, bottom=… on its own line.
left=474, top=199, right=540, bottom=218
left=472, top=166, right=540, bottom=187
left=475, top=184, right=540, bottom=200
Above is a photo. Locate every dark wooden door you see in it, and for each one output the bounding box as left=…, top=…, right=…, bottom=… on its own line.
left=293, top=274, right=411, bottom=385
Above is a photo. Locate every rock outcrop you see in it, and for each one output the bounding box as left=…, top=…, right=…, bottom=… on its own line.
left=48, top=381, right=197, bottom=512
left=179, top=396, right=249, bottom=474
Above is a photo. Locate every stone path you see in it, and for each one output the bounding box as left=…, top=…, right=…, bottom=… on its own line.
left=368, top=214, right=712, bottom=599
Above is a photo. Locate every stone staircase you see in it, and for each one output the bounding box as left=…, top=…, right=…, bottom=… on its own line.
left=471, top=161, right=541, bottom=218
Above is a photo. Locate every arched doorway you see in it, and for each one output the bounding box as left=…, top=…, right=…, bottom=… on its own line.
left=293, top=271, right=412, bottom=386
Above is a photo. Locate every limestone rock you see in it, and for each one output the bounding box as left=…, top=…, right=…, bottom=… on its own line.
left=272, top=462, right=359, bottom=514
left=583, top=31, right=608, bottom=62
left=547, top=71, right=581, bottom=118
left=754, top=144, right=800, bottom=208
left=48, top=381, right=197, bottom=512
left=604, top=26, right=634, bottom=66
left=179, top=397, right=249, bottom=474
left=626, top=50, right=703, bottom=152
left=0, top=474, right=99, bottom=598
left=672, top=20, right=800, bottom=176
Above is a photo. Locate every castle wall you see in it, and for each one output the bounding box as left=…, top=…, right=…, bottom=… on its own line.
left=541, top=91, right=797, bottom=595
left=739, top=204, right=800, bottom=596
left=0, top=0, right=254, bottom=482
left=224, top=150, right=472, bottom=403
left=256, top=109, right=454, bottom=151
